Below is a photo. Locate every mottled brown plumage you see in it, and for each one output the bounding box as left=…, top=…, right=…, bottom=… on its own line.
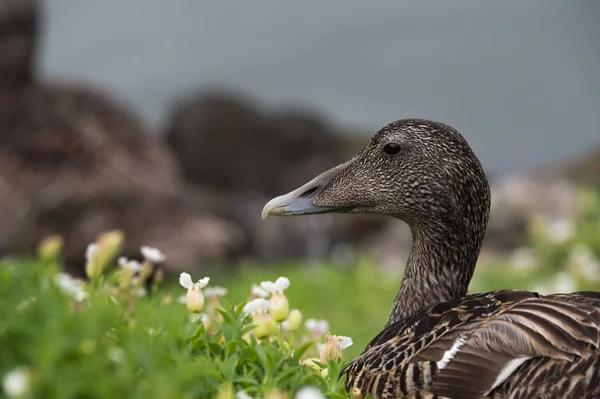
left=262, top=119, right=600, bottom=398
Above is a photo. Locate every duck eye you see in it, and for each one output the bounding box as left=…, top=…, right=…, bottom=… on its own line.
left=383, top=143, right=401, bottom=155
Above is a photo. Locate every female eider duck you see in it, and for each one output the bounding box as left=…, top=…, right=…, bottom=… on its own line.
left=262, top=119, right=600, bottom=399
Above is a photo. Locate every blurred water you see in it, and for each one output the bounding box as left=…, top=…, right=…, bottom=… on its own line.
left=39, top=0, right=600, bottom=174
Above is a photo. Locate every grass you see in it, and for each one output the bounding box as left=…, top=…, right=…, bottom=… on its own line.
left=1, top=188, right=600, bottom=398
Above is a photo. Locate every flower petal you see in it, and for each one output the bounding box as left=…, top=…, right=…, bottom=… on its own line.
left=179, top=272, right=193, bottom=289
left=338, top=335, right=353, bottom=349
left=85, top=243, right=99, bottom=262
left=121, top=260, right=142, bottom=272
left=317, top=320, right=329, bottom=334
left=236, top=390, right=254, bottom=399
left=295, top=386, right=326, bottom=399
left=243, top=298, right=270, bottom=314
left=260, top=280, right=276, bottom=293
left=204, top=286, right=227, bottom=297
left=274, top=276, right=290, bottom=291
left=140, top=246, right=166, bottom=263
left=198, top=277, right=210, bottom=288
left=251, top=284, right=268, bottom=298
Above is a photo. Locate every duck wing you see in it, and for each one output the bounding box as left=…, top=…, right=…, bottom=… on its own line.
left=547, top=291, right=600, bottom=307
left=343, top=290, right=600, bottom=399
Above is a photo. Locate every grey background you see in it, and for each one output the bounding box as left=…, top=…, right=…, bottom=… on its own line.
left=39, top=0, right=600, bottom=174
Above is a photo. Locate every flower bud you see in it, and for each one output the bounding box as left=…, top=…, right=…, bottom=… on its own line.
left=269, top=292, right=289, bottom=322
left=86, top=230, right=124, bottom=279
left=350, top=388, right=363, bottom=399
left=251, top=312, right=273, bottom=339
left=287, top=309, right=302, bottom=331
left=299, top=358, right=322, bottom=370
left=186, top=288, right=205, bottom=313
left=37, top=235, right=64, bottom=262
left=265, top=389, right=288, bottom=399
left=216, top=383, right=234, bottom=399
left=179, top=273, right=210, bottom=314
left=96, top=230, right=124, bottom=267
left=85, top=243, right=101, bottom=279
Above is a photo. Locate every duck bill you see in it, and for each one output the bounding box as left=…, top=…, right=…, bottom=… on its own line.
left=261, top=161, right=352, bottom=219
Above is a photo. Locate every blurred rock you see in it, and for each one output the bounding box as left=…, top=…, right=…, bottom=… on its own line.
left=0, top=85, right=243, bottom=274
left=165, top=92, right=345, bottom=196
left=550, top=146, right=600, bottom=187
left=0, top=0, right=38, bottom=92
left=165, top=91, right=388, bottom=261
left=485, top=175, right=579, bottom=252
left=0, top=0, right=242, bottom=273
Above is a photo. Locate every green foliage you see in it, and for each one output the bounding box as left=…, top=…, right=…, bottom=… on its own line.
left=0, top=259, right=348, bottom=399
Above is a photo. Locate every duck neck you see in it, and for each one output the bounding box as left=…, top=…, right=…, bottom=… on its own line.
left=386, top=217, right=484, bottom=327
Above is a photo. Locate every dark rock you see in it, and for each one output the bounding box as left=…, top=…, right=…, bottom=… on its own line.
left=0, top=0, right=38, bottom=91
left=165, top=90, right=388, bottom=261
left=0, top=85, right=243, bottom=274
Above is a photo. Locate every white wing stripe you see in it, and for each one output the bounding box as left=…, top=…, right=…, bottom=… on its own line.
left=436, top=336, right=467, bottom=370
left=485, top=357, right=531, bottom=395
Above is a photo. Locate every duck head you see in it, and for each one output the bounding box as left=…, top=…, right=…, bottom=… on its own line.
left=262, top=118, right=490, bottom=230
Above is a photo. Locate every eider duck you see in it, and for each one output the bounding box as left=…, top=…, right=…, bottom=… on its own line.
left=262, top=119, right=600, bottom=398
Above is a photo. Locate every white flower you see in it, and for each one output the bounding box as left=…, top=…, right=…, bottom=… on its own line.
left=189, top=313, right=211, bottom=327
left=567, top=244, right=600, bottom=281
left=251, top=284, right=268, bottom=298
left=295, top=386, right=326, bottom=399
left=243, top=298, right=276, bottom=338
left=179, top=273, right=210, bottom=290
left=532, top=272, right=577, bottom=295
left=305, top=319, right=329, bottom=336
left=552, top=272, right=577, bottom=293
left=140, top=246, right=166, bottom=263
left=319, top=334, right=353, bottom=363
left=510, top=248, right=537, bottom=271
left=260, top=277, right=290, bottom=294
left=54, top=273, right=87, bottom=302
left=108, top=347, right=125, bottom=363
left=2, top=367, right=31, bottom=398
left=118, top=257, right=142, bottom=272
left=236, top=390, right=254, bottom=399
left=260, top=277, right=290, bottom=321
left=204, top=286, right=228, bottom=297
left=179, top=273, right=210, bottom=313
left=546, top=219, right=574, bottom=244
left=85, top=243, right=99, bottom=262
left=242, top=298, right=270, bottom=315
